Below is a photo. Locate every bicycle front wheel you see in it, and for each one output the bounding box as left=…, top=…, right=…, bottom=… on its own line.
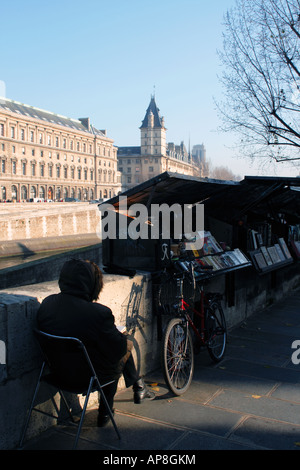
left=161, top=317, right=194, bottom=396
left=206, top=302, right=227, bottom=362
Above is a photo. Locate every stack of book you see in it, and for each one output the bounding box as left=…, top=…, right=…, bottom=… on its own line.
left=190, top=231, right=223, bottom=258
left=194, top=248, right=249, bottom=272
left=248, top=224, right=272, bottom=250
left=190, top=231, right=250, bottom=274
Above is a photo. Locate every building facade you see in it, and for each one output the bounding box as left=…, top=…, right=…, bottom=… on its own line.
left=118, top=96, right=202, bottom=191
left=0, top=98, right=121, bottom=202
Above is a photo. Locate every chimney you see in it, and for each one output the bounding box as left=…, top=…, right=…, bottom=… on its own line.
left=79, top=117, right=90, bottom=129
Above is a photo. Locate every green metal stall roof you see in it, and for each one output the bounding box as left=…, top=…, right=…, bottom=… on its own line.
left=99, top=172, right=300, bottom=223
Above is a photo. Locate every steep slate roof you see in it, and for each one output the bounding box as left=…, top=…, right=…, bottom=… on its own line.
left=140, top=96, right=164, bottom=129
left=0, top=98, right=106, bottom=137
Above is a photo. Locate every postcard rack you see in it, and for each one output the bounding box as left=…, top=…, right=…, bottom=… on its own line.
left=248, top=237, right=293, bottom=274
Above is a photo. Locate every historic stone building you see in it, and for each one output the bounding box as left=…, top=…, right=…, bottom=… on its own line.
left=0, top=98, right=121, bottom=202
left=117, top=96, right=202, bottom=190
left=192, top=143, right=209, bottom=178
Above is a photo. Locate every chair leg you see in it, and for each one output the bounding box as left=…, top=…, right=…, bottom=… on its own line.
left=57, top=389, right=76, bottom=423
left=73, top=377, right=94, bottom=450
left=96, top=378, right=121, bottom=440
left=19, top=362, right=45, bottom=448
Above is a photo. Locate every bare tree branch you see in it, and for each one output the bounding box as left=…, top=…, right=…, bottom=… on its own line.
left=217, top=0, right=300, bottom=163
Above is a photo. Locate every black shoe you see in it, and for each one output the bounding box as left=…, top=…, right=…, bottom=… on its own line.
left=97, top=410, right=114, bottom=427
left=133, top=378, right=155, bottom=404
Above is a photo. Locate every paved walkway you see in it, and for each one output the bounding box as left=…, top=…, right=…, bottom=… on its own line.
left=22, top=289, right=300, bottom=452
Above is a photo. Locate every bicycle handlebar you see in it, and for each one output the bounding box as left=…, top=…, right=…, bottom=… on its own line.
left=174, top=260, right=213, bottom=274
left=152, top=259, right=214, bottom=286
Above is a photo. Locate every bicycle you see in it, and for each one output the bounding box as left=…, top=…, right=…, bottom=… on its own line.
left=158, top=262, right=227, bottom=396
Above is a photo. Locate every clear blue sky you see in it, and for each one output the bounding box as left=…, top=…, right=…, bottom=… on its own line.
left=0, top=0, right=297, bottom=177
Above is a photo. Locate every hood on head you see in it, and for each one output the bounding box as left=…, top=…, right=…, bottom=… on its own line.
left=58, top=258, right=96, bottom=301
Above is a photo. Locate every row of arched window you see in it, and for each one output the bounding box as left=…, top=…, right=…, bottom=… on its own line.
left=1, top=185, right=115, bottom=202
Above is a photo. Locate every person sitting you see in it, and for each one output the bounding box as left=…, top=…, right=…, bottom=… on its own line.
left=36, top=258, right=155, bottom=427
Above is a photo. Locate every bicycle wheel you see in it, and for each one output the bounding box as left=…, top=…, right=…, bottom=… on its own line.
left=161, top=317, right=194, bottom=395
left=205, top=301, right=227, bottom=362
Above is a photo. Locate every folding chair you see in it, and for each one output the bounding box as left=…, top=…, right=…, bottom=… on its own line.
left=19, top=329, right=121, bottom=450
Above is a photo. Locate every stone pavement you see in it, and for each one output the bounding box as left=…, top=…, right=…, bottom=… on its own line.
left=21, top=289, right=300, bottom=452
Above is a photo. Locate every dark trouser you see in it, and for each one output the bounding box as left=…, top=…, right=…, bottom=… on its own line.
left=98, top=354, right=139, bottom=415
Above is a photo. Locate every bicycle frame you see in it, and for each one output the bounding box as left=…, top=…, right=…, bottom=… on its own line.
left=175, top=276, right=213, bottom=345
left=160, top=267, right=226, bottom=395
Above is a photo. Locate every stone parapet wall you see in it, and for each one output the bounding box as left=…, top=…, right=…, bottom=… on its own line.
left=0, top=202, right=101, bottom=241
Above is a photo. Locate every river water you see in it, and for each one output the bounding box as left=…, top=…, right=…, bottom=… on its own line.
left=0, top=249, right=71, bottom=270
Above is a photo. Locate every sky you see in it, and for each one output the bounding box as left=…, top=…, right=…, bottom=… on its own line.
left=0, top=0, right=298, bottom=178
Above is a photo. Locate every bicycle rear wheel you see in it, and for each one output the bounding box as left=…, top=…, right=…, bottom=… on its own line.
left=206, top=302, right=227, bottom=362
left=161, top=317, right=194, bottom=395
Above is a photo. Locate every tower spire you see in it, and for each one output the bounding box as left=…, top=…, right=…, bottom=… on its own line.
left=140, top=94, right=166, bottom=157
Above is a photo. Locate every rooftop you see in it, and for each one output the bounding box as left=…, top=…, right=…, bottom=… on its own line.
left=0, top=97, right=107, bottom=138
left=140, top=96, right=165, bottom=129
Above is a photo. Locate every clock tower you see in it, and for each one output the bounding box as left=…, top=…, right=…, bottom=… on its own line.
left=140, top=96, right=166, bottom=157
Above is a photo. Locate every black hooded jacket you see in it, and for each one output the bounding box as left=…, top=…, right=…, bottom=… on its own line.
left=36, top=259, right=127, bottom=382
